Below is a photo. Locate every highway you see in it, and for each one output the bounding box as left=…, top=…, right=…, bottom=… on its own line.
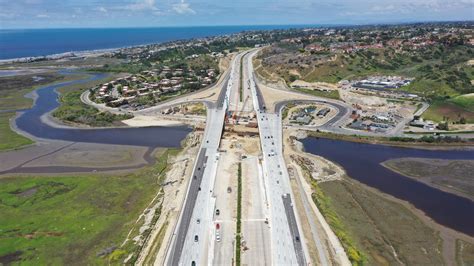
left=165, top=52, right=243, bottom=265
left=167, top=49, right=352, bottom=265
left=245, top=49, right=308, bottom=265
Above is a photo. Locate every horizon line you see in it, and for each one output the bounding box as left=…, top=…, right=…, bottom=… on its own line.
left=1, top=20, right=472, bottom=31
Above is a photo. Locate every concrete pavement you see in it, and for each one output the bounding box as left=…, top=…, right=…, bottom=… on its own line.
left=165, top=51, right=246, bottom=265
left=245, top=49, right=307, bottom=265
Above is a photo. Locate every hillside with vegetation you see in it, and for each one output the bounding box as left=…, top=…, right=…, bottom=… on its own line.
left=256, top=23, right=474, bottom=124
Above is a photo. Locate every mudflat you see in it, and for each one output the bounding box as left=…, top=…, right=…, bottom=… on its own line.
left=382, top=158, right=474, bottom=201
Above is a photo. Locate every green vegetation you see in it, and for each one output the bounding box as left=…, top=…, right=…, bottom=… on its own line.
left=281, top=103, right=296, bottom=120
left=316, top=178, right=445, bottom=265
left=0, top=72, right=69, bottom=111
left=142, top=222, right=168, bottom=265
left=382, top=158, right=474, bottom=200
left=450, top=94, right=474, bottom=112
left=308, top=131, right=473, bottom=146
left=275, top=45, right=474, bottom=98
left=0, top=112, right=34, bottom=151
left=240, top=57, right=244, bottom=102
left=294, top=88, right=341, bottom=100
left=456, top=239, right=474, bottom=266
left=422, top=100, right=474, bottom=123
left=53, top=89, right=132, bottom=127
left=261, top=44, right=474, bottom=121
left=0, top=148, right=179, bottom=265
left=421, top=94, right=474, bottom=125
left=235, top=162, right=242, bottom=266
left=308, top=178, right=364, bottom=265
left=53, top=75, right=133, bottom=127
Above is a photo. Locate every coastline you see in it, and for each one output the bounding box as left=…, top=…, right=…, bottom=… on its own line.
left=0, top=24, right=307, bottom=63
left=0, top=47, right=121, bottom=65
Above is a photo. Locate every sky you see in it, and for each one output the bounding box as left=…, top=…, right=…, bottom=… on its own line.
left=0, top=0, right=473, bottom=29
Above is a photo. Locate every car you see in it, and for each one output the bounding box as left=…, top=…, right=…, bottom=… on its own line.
left=227, top=187, right=232, bottom=193
left=191, top=261, right=196, bottom=266
left=215, top=209, right=220, bottom=215
left=197, top=218, right=200, bottom=224
left=216, top=233, right=221, bottom=242
left=194, top=235, right=199, bottom=242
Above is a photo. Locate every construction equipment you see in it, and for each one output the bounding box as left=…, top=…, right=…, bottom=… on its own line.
left=234, top=95, right=250, bottom=124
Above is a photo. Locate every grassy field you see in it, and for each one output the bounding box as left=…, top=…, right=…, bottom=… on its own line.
left=422, top=100, right=474, bottom=123
left=450, top=94, right=474, bottom=112
left=316, top=178, right=445, bottom=265
left=293, top=88, right=341, bottom=100
left=0, top=112, right=34, bottom=151
left=456, top=240, right=474, bottom=266
left=0, top=73, right=65, bottom=111
left=0, top=148, right=179, bottom=265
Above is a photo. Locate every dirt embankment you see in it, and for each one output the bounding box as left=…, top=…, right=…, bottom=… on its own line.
left=135, top=131, right=202, bottom=265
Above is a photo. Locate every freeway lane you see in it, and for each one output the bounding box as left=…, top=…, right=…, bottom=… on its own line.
left=165, top=52, right=243, bottom=265
left=245, top=49, right=307, bottom=265
left=283, top=195, right=306, bottom=265
left=169, top=148, right=208, bottom=265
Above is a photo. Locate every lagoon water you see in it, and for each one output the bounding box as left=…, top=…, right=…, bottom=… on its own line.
left=302, top=137, right=474, bottom=236
left=15, top=72, right=191, bottom=148
left=0, top=25, right=307, bottom=60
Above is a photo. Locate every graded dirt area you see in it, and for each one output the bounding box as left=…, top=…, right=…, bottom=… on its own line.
left=212, top=137, right=239, bottom=265
left=258, top=82, right=316, bottom=112
left=383, top=158, right=474, bottom=201
left=232, top=134, right=274, bottom=265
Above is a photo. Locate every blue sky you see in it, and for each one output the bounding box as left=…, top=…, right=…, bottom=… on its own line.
left=0, top=0, right=473, bottom=29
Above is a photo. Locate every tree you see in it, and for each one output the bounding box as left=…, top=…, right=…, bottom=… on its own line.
left=289, top=75, right=298, bottom=82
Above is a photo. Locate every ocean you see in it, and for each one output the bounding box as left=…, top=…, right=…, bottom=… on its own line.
left=0, top=25, right=308, bottom=60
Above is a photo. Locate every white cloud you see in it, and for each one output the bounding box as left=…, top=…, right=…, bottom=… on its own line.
left=36, top=14, right=49, bottom=18
left=371, top=4, right=396, bottom=12
left=124, top=0, right=158, bottom=11
left=173, top=0, right=196, bottom=14
left=96, top=6, right=108, bottom=13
